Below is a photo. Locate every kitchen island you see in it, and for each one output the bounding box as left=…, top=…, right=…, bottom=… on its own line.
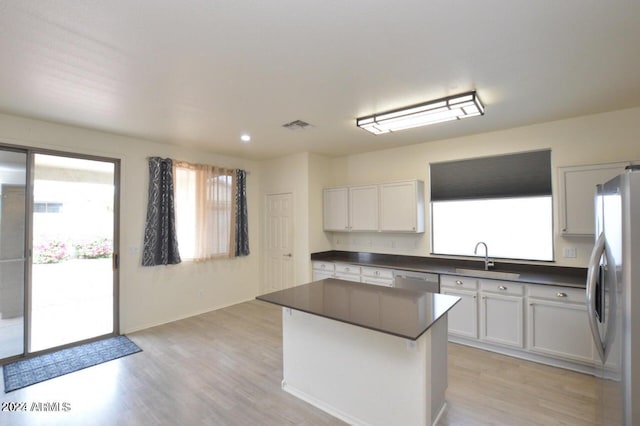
left=257, top=278, right=460, bottom=426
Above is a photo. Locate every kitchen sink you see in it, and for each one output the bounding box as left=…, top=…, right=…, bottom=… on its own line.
left=455, top=268, right=521, bottom=280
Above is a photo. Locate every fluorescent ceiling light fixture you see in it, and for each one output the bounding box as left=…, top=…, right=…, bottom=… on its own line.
left=357, top=91, right=485, bottom=135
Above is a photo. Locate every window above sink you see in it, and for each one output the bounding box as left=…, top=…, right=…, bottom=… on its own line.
left=429, top=150, right=553, bottom=262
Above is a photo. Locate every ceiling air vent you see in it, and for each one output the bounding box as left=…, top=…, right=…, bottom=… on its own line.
left=282, top=119, right=312, bottom=130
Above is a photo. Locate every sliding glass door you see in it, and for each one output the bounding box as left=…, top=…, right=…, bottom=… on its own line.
left=0, top=147, right=119, bottom=362
left=30, top=153, right=118, bottom=352
left=0, top=149, right=27, bottom=360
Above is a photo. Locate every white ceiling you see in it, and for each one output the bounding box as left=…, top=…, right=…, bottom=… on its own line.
left=0, top=1, right=639, bottom=160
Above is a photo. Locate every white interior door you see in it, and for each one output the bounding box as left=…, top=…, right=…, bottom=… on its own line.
left=264, top=193, right=294, bottom=293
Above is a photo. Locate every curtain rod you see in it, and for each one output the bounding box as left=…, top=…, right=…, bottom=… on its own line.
left=145, top=156, right=250, bottom=174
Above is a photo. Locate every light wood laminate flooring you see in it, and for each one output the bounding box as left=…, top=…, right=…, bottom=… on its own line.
left=1, top=300, right=598, bottom=425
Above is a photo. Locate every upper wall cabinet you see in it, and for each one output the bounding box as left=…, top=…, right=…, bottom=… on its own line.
left=323, top=187, right=349, bottom=231
left=323, top=180, right=425, bottom=233
left=558, top=162, right=629, bottom=236
left=349, top=185, right=379, bottom=232
left=379, top=180, right=425, bottom=232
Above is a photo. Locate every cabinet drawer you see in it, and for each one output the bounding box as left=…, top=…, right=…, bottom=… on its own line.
left=479, top=280, right=524, bottom=296
left=361, top=266, right=394, bottom=279
left=312, top=261, right=335, bottom=272
left=440, top=275, right=478, bottom=290
left=335, top=273, right=361, bottom=283
left=335, top=263, right=361, bottom=275
left=527, top=285, right=585, bottom=304
left=362, top=276, right=393, bottom=287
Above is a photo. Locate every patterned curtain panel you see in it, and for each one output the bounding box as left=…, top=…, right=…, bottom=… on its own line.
left=142, top=157, right=181, bottom=266
left=234, top=169, right=250, bottom=257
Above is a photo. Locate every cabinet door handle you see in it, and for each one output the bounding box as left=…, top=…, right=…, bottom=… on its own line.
left=284, top=253, right=292, bottom=257
left=375, top=271, right=380, bottom=276
left=455, top=280, right=464, bottom=285
left=473, top=295, right=477, bottom=299
left=556, top=292, right=568, bottom=297
left=498, top=285, right=507, bottom=291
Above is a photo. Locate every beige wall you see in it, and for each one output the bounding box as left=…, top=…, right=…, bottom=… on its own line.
left=3, top=105, right=638, bottom=335
left=0, top=112, right=261, bottom=333
left=258, top=152, right=334, bottom=290
left=308, top=153, right=334, bottom=254
left=259, top=152, right=311, bottom=289
left=324, top=107, right=640, bottom=267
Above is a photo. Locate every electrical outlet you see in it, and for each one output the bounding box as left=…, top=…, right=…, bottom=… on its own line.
left=563, top=247, right=577, bottom=258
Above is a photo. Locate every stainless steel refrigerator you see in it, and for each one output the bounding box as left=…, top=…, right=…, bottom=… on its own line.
left=586, top=166, right=640, bottom=425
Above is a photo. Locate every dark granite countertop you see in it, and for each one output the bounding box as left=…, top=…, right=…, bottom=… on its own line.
left=311, top=251, right=587, bottom=288
left=257, top=278, right=460, bottom=340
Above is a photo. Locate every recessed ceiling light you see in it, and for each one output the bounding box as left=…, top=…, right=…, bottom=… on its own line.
left=240, top=134, right=251, bottom=143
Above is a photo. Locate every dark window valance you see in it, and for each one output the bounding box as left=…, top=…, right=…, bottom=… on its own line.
left=430, top=150, right=551, bottom=201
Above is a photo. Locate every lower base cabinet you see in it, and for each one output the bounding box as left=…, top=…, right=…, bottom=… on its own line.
left=361, top=266, right=394, bottom=287
left=479, top=280, right=524, bottom=348
left=441, top=288, right=478, bottom=339
left=312, top=261, right=335, bottom=281
left=313, top=266, right=595, bottom=374
left=312, top=271, right=333, bottom=281
left=442, top=276, right=594, bottom=373
left=480, top=292, right=524, bottom=348
left=527, top=296, right=595, bottom=364
left=440, top=275, right=479, bottom=339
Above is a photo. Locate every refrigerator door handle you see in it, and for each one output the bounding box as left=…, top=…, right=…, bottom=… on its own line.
left=586, top=232, right=606, bottom=362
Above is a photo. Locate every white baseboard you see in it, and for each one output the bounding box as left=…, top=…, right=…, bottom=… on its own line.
left=122, top=297, right=255, bottom=334
left=282, top=380, right=369, bottom=426
left=447, top=336, right=596, bottom=376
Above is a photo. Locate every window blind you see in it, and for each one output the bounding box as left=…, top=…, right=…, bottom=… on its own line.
left=429, top=150, right=551, bottom=201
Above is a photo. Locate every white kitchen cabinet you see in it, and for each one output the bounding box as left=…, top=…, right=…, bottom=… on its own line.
left=527, top=285, right=595, bottom=364
left=323, top=180, right=424, bottom=233
left=322, top=185, right=378, bottom=232
left=349, top=185, right=379, bottom=232
left=441, top=275, right=478, bottom=339
left=558, top=162, right=629, bottom=236
left=360, top=266, right=394, bottom=287
left=313, top=270, right=334, bottom=281
left=323, top=188, right=349, bottom=231
left=379, top=180, right=425, bottom=233
left=441, top=288, right=478, bottom=339
left=312, top=261, right=335, bottom=281
left=479, top=280, right=524, bottom=348
left=334, top=263, right=361, bottom=282
left=310, top=261, right=596, bottom=373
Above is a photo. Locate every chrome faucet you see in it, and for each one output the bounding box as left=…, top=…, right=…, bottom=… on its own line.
left=474, top=242, right=494, bottom=270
